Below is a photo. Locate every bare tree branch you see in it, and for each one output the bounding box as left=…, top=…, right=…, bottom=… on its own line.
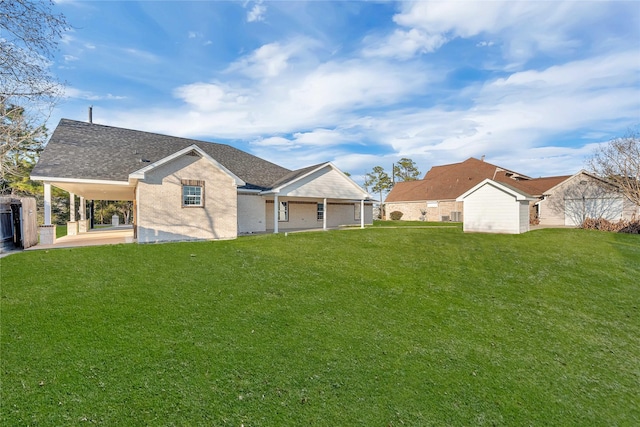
left=0, top=0, right=69, bottom=191
left=588, top=128, right=640, bottom=206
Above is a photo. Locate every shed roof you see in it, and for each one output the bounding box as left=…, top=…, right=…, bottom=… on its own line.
left=457, top=178, right=537, bottom=202
left=32, top=119, right=292, bottom=191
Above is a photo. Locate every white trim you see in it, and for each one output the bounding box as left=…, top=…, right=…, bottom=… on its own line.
left=457, top=178, right=536, bottom=202
left=129, top=144, right=246, bottom=186
left=30, top=176, right=130, bottom=186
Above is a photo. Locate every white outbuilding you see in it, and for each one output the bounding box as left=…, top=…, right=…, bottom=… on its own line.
left=456, top=179, right=537, bottom=234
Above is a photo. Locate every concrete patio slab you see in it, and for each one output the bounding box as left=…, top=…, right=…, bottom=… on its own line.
left=27, top=226, right=134, bottom=251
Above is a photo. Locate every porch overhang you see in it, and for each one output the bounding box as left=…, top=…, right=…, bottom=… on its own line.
left=29, top=176, right=136, bottom=201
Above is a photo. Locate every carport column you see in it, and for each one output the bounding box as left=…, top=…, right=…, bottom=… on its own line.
left=273, top=194, right=279, bottom=234
left=67, top=192, right=78, bottom=236
left=323, top=198, right=327, bottom=230
left=78, top=196, right=88, bottom=233
left=44, top=182, right=52, bottom=225
left=360, top=199, right=365, bottom=229
left=39, top=182, right=56, bottom=245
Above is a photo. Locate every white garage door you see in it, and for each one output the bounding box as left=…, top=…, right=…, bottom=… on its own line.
left=564, top=197, right=623, bottom=226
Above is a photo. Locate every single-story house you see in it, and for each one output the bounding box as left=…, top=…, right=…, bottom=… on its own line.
left=385, top=157, right=569, bottom=223
left=456, top=179, right=536, bottom=234
left=535, top=170, right=638, bottom=226
left=31, top=119, right=374, bottom=244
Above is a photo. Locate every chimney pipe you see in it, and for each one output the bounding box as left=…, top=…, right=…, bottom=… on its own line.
left=88, top=106, right=93, bottom=124
left=481, top=155, right=485, bottom=162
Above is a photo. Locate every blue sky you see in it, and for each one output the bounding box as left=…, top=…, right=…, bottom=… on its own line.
left=51, top=0, right=640, bottom=185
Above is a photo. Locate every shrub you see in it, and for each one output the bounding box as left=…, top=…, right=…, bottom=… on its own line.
left=580, top=217, right=640, bottom=233
left=389, top=211, right=403, bottom=220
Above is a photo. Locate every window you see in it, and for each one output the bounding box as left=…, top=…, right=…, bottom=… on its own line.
left=182, top=179, right=204, bottom=207
left=354, top=203, right=361, bottom=221
left=317, top=203, right=324, bottom=221
left=278, top=201, right=288, bottom=221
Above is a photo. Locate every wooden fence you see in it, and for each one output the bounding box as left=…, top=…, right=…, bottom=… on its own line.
left=0, top=196, right=38, bottom=251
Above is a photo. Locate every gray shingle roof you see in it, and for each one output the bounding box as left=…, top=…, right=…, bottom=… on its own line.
left=32, top=119, right=292, bottom=190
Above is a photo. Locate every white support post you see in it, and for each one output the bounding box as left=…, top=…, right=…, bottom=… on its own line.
left=78, top=196, right=88, bottom=233
left=44, top=182, right=52, bottom=225
left=69, top=193, right=76, bottom=221
left=273, top=195, right=279, bottom=234
left=323, top=198, right=327, bottom=230
left=39, top=182, right=56, bottom=244
left=360, top=199, right=365, bottom=228
left=67, top=192, right=78, bottom=236
left=80, top=197, right=86, bottom=220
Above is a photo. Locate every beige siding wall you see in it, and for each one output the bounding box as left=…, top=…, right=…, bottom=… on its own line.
left=518, top=201, right=530, bottom=233
left=265, top=199, right=373, bottom=230
left=436, top=200, right=464, bottom=222
left=286, top=168, right=367, bottom=199
left=137, top=155, right=237, bottom=243
left=385, top=201, right=426, bottom=221
left=384, top=200, right=463, bottom=222
left=538, top=172, right=635, bottom=226
left=238, top=193, right=266, bottom=234
left=463, top=185, right=520, bottom=233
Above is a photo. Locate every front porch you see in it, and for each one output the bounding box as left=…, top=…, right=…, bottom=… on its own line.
left=28, top=226, right=135, bottom=250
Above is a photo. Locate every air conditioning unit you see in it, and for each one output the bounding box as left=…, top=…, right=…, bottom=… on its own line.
left=441, top=215, right=450, bottom=222
left=450, top=211, right=462, bottom=222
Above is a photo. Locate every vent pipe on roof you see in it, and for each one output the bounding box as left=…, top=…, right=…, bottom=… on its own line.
left=88, top=106, right=93, bottom=124
left=481, top=155, right=485, bottom=162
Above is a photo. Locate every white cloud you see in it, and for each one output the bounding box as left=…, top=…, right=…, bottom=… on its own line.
left=53, top=1, right=639, bottom=183
left=229, top=42, right=292, bottom=79
left=363, top=28, right=447, bottom=59
left=64, top=87, right=127, bottom=101
left=247, top=1, right=267, bottom=23
left=370, top=1, right=612, bottom=65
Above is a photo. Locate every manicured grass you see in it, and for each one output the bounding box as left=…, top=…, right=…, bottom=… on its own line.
left=55, top=224, right=67, bottom=238
left=371, top=220, right=461, bottom=227
left=1, top=227, right=639, bottom=425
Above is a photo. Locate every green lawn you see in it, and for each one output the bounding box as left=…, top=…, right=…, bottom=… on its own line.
left=1, top=226, right=639, bottom=425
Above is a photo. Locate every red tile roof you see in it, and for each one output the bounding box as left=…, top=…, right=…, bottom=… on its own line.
left=385, top=157, right=570, bottom=202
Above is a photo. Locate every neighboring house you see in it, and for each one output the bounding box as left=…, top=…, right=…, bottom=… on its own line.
left=385, top=157, right=568, bottom=223
left=536, top=170, right=639, bottom=226
left=31, top=119, right=373, bottom=244
left=456, top=179, right=536, bottom=234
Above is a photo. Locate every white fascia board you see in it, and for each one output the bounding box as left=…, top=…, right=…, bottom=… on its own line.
left=29, top=175, right=130, bottom=186
left=128, top=144, right=246, bottom=186
left=457, top=178, right=536, bottom=202
left=270, top=162, right=372, bottom=199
